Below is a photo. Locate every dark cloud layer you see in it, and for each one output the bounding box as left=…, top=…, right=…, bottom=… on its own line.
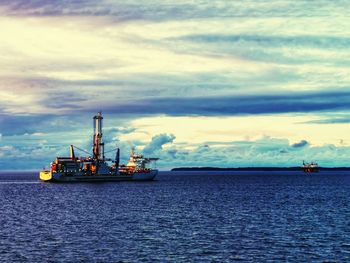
left=1, top=90, right=348, bottom=139
left=0, top=114, right=52, bottom=136
left=99, top=90, right=350, bottom=116
left=0, top=113, right=86, bottom=136
left=1, top=1, right=348, bottom=19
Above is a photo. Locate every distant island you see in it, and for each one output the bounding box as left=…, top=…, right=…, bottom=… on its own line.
left=172, top=167, right=350, bottom=171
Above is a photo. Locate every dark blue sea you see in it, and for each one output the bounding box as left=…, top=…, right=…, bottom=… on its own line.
left=1, top=171, right=350, bottom=262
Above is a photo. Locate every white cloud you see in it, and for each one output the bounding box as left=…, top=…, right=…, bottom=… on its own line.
left=121, top=115, right=350, bottom=148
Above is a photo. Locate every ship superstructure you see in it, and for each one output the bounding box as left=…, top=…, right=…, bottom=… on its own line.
left=39, top=113, right=158, bottom=182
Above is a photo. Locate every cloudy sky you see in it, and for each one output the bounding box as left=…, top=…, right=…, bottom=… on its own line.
left=0, top=0, right=350, bottom=169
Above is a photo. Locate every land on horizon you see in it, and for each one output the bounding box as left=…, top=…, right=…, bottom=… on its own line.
left=172, top=167, right=350, bottom=171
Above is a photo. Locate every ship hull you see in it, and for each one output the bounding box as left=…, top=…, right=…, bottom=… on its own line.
left=40, top=170, right=158, bottom=182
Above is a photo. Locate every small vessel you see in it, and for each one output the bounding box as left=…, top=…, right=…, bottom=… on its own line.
left=302, top=160, right=319, bottom=173
left=39, top=112, right=158, bottom=182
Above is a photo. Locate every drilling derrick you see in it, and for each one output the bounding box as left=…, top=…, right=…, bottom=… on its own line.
left=93, top=112, right=104, bottom=161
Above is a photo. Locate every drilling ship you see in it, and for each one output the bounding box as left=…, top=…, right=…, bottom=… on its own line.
left=302, top=160, right=319, bottom=173
left=39, top=112, right=158, bottom=182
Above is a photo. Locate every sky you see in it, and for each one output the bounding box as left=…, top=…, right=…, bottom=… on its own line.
left=0, top=0, right=350, bottom=169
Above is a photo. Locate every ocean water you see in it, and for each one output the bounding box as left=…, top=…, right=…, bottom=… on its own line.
left=1, top=171, right=350, bottom=262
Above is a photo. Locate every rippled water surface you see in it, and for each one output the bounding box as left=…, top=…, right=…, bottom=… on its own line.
left=1, top=171, right=350, bottom=262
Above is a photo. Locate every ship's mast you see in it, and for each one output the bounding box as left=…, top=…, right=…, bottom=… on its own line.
left=93, top=112, right=104, bottom=161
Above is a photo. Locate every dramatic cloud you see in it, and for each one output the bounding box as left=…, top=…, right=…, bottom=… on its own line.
left=0, top=1, right=350, bottom=169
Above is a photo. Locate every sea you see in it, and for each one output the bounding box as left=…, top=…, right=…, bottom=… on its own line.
left=1, top=170, right=350, bottom=262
